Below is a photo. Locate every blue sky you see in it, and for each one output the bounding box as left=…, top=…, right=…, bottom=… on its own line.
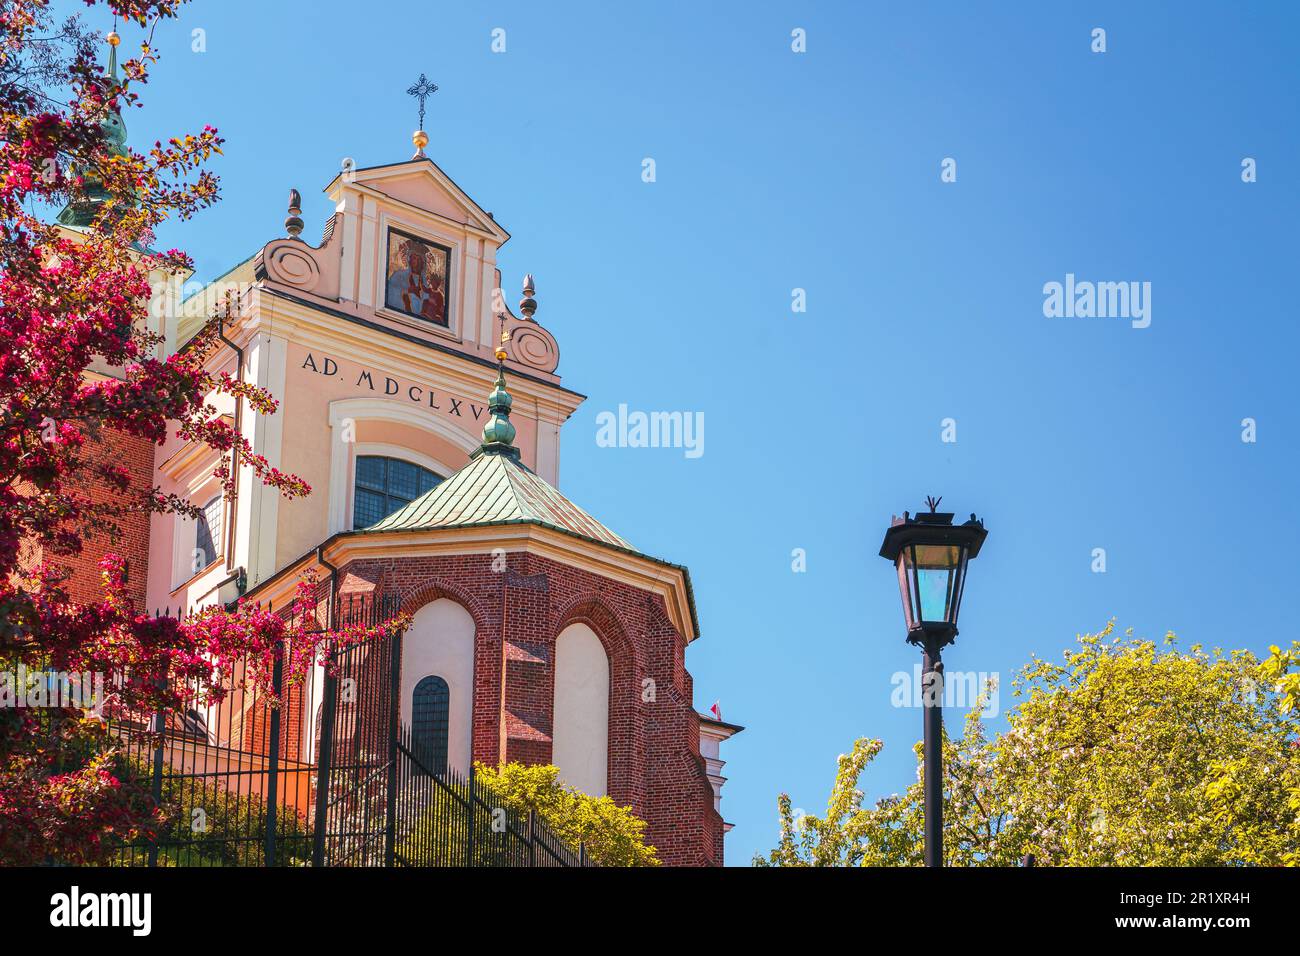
left=68, top=0, right=1300, bottom=864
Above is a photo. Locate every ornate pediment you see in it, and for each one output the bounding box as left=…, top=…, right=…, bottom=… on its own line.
left=249, top=153, right=560, bottom=378
left=327, top=158, right=509, bottom=243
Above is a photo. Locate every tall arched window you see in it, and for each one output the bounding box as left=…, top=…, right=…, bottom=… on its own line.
left=353, top=455, right=442, bottom=529
left=411, top=675, right=450, bottom=776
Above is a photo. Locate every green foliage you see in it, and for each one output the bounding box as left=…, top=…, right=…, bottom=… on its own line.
left=758, top=622, right=1300, bottom=866
left=474, top=762, right=659, bottom=867
left=113, top=755, right=312, bottom=867
left=1264, top=641, right=1300, bottom=714
left=393, top=774, right=508, bottom=867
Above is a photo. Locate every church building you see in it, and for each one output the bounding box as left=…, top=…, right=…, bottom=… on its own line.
left=56, top=57, right=740, bottom=865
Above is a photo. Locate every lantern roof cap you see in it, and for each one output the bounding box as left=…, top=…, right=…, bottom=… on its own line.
left=879, top=502, right=988, bottom=560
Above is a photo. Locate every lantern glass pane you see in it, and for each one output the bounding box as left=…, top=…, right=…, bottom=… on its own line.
left=904, top=544, right=962, bottom=624
left=917, top=568, right=952, bottom=622
left=896, top=555, right=916, bottom=630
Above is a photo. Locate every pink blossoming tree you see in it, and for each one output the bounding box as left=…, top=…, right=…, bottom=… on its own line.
left=0, top=0, right=406, bottom=864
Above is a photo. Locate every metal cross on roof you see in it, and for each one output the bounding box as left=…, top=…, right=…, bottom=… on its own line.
left=406, top=73, right=438, bottom=129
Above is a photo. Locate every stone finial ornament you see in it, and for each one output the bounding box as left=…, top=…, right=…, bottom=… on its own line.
left=519, top=274, right=537, bottom=321
left=285, top=188, right=304, bottom=238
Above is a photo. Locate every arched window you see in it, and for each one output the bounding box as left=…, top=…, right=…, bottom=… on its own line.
left=411, top=675, right=450, bottom=776
left=312, top=700, right=326, bottom=765
left=194, top=495, right=222, bottom=569
left=353, top=455, right=442, bottom=529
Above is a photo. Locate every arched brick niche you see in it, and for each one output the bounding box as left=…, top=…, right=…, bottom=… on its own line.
left=552, top=622, right=610, bottom=797
left=400, top=598, right=475, bottom=775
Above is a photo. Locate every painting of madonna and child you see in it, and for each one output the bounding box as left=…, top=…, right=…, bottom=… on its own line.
left=384, top=229, right=451, bottom=327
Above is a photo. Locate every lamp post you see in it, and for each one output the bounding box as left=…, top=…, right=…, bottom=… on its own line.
left=879, top=496, right=987, bottom=867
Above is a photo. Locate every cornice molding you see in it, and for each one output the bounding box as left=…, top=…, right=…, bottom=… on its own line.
left=158, top=415, right=232, bottom=486
left=250, top=523, right=697, bottom=643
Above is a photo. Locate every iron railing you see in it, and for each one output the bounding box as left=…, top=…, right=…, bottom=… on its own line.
left=89, top=591, right=590, bottom=867
left=392, top=724, right=588, bottom=867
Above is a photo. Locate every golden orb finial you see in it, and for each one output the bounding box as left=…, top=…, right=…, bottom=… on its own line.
left=106, top=30, right=120, bottom=47
left=495, top=315, right=510, bottom=363
left=412, top=129, right=429, bottom=158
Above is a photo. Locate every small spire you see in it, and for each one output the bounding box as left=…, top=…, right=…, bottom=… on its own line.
left=106, top=25, right=120, bottom=78
left=285, top=188, right=304, bottom=238
left=481, top=366, right=517, bottom=449
left=100, top=25, right=126, bottom=151
left=479, top=316, right=518, bottom=457
left=56, top=28, right=127, bottom=228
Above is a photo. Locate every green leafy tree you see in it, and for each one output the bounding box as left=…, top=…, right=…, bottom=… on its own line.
left=1264, top=640, right=1300, bottom=713
left=474, top=762, right=659, bottom=867
left=758, top=622, right=1300, bottom=866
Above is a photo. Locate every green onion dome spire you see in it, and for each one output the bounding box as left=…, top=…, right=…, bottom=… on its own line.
left=57, top=29, right=127, bottom=228
left=480, top=367, right=517, bottom=451
left=101, top=29, right=127, bottom=151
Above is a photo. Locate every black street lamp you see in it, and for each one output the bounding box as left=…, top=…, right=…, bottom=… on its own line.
left=879, top=496, right=987, bottom=867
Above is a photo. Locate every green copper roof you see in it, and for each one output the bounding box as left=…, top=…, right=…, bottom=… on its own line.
left=364, top=450, right=634, bottom=551
left=356, top=364, right=701, bottom=641
left=367, top=363, right=632, bottom=549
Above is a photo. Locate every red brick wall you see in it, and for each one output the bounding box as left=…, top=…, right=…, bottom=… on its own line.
left=336, top=550, right=724, bottom=866
left=20, top=426, right=153, bottom=611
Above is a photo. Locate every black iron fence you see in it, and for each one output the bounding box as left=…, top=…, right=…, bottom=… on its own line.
left=103, top=595, right=330, bottom=867
left=393, top=724, right=587, bottom=867
left=310, top=596, right=401, bottom=867
left=97, top=591, right=590, bottom=867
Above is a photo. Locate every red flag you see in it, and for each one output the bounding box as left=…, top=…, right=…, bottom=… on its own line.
left=709, top=700, right=721, bottom=721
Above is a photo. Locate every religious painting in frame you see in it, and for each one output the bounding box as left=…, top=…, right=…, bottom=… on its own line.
left=384, top=228, right=452, bottom=328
